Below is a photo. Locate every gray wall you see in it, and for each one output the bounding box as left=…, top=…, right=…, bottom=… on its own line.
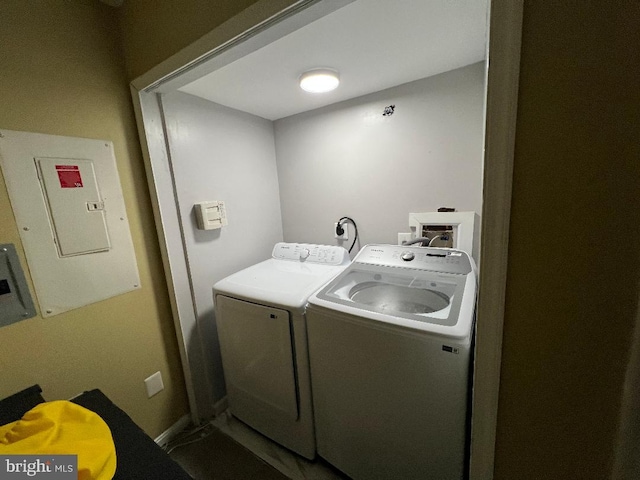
left=274, top=62, right=485, bottom=254
left=161, top=91, right=284, bottom=400
left=160, top=62, right=485, bottom=401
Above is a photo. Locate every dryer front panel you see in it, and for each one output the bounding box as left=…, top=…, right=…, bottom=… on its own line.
left=216, top=295, right=298, bottom=421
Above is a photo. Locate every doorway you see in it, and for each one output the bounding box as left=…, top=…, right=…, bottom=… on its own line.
left=130, top=1, right=523, bottom=478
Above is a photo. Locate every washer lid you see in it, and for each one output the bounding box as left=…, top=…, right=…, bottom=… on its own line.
left=309, top=245, right=477, bottom=337
left=315, top=264, right=465, bottom=326
left=213, top=257, right=348, bottom=310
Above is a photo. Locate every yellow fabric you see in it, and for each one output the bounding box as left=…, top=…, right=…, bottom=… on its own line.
left=0, top=401, right=116, bottom=480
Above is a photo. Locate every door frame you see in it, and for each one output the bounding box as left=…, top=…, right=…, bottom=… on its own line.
left=129, top=1, right=523, bottom=478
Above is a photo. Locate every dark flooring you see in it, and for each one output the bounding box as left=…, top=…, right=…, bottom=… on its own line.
left=168, top=424, right=290, bottom=480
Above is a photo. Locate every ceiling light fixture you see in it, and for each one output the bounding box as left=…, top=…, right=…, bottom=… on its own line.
left=299, top=68, right=340, bottom=93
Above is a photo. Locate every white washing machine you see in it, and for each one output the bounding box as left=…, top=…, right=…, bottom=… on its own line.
left=306, top=244, right=477, bottom=479
left=212, top=242, right=350, bottom=459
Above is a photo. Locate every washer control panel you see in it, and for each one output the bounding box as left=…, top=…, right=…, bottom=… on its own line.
left=355, top=244, right=473, bottom=274
left=272, top=242, right=349, bottom=265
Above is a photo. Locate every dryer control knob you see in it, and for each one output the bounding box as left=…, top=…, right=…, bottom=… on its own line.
left=300, top=248, right=310, bottom=260
left=401, top=251, right=415, bottom=261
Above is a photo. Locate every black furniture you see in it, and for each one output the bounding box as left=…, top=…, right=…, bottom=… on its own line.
left=0, top=385, right=192, bottom=480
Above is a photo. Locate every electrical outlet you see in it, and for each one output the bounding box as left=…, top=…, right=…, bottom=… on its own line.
left=144, top=371, right=164, bottom=398
left=334, top=222, right=348, bottom=240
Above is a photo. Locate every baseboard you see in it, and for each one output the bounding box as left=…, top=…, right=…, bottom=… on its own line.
left=154, top=414, right=191, bottom=447
left=155, top=397, right=227, bottom=447
left=213, top=396, right=228, bottom=417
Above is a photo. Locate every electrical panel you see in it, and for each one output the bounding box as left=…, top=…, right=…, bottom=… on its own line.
left=195, top=201, right=227, bottom=230
left=36, top=158, right=111, bottom=257
left=0, top=129, right=140, bottom=317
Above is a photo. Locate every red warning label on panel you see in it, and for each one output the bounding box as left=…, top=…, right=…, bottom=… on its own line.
left=56, top=165, right=83, bottom=188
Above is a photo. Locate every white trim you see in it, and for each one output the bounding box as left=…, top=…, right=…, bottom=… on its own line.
left=131, top=0, right=354, bottom=93
left=130, top=88, right=212, bottom=423
left=131, top=0, right=296, bottom=92
left=155, top=414, right=191, bottom=448
left=612, top=288, right=640, bottom=479
left=469, top=1, right=524, bottom=479
left=214, top=396, right=229, bottom=417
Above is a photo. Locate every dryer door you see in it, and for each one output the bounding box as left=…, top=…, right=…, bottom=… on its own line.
left=216, top=296, right=298, bottom=420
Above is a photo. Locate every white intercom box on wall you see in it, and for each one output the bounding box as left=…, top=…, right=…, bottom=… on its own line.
left=194, top=201, right=227, bottom=230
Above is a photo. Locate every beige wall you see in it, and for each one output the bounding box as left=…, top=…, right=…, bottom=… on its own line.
left=119, top=0, right=260, bottom=79
left=0, top=0, right=188, bottom=437
left=494, top=2, right=640, bottom=479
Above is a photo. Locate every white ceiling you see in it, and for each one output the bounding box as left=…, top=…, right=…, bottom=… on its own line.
left=179, top=0, right=488, bottom=121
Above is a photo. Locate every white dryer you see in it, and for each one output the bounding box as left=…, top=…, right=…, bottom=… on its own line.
left=213, top=242, right=350, bottom=459
left=306, top=244, right=477, bottom=479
